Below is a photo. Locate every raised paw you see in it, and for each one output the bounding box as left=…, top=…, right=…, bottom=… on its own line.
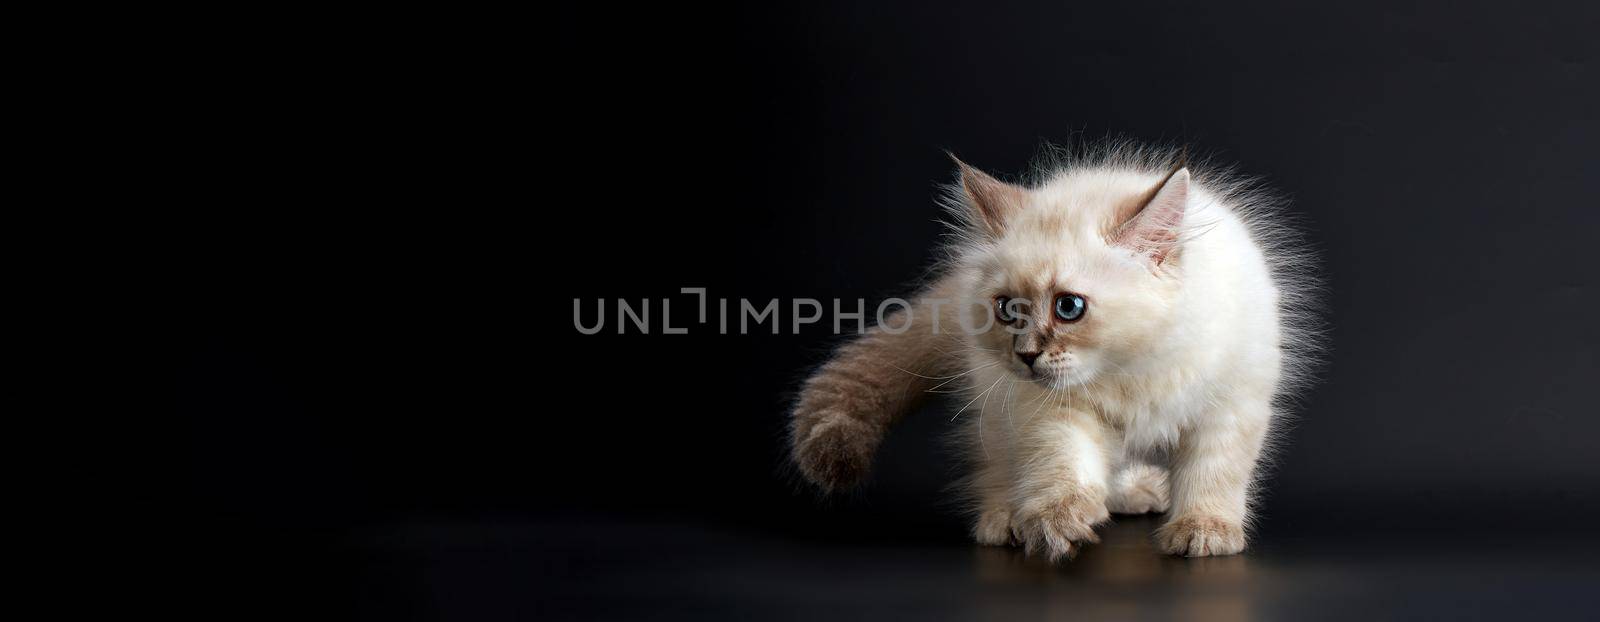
left=791, top=414, right=881, bottom=493
left=1012, top=489, right=1110, bottom=562
left=1156, top=514, right=1246, bottom=557
left=972, top=506, right=1014, bottom=546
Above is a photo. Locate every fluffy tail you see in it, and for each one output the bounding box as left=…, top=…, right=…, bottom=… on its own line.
left=789, top=277, right=965, bottom=493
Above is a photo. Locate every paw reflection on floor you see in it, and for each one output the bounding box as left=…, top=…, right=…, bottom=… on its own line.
left=972, top=515, right=1257, bottom=620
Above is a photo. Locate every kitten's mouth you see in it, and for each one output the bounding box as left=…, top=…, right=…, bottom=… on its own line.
left=1026, top=368, right=1084, bottom=389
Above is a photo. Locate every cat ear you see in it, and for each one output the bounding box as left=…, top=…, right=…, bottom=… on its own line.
left=949, top=154, right=1026, bottom=236
left=1111, top=167, right=1190, bottom=265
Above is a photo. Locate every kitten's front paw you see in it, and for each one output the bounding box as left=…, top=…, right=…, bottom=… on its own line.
left=1157, top=514, right=1246, bottom=557
left=1012, top=489, right=1109, bottom=562
left=972, top=506, right=1014, bottom=546
left=791, top=413, right=881, bottom=493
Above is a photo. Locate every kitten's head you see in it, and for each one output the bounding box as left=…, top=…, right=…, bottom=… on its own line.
left=950, top=157, right=1192, bottom=389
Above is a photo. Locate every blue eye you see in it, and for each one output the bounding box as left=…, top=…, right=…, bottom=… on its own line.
left=994, top=296, right=1016, bottom=323
left=1054, top=293, right=1085, bottom=322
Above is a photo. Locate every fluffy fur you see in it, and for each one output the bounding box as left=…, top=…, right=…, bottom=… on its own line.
left=789, top=140, right=1321, bottom=560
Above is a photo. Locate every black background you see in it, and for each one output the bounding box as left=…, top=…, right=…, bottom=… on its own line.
left=176, top=1, right=1598, bottom=618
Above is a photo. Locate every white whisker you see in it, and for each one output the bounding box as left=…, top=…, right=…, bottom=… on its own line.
left=952, top=374, right=1005, bottom=422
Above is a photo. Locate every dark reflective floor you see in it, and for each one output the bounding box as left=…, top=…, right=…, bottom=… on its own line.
left=334, top=515, right=1598, bottom=620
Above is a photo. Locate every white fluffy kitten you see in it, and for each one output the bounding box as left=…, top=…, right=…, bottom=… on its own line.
left=789, top=142, right=1318, bottom=560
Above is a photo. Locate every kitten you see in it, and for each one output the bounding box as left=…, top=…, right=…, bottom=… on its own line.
left=789, top=142, right=1318, bottom=560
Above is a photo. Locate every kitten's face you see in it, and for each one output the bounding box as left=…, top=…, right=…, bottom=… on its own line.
left=969, top=235, right=1175, bottom=389
left=951, top=160, right=1190, bottom=389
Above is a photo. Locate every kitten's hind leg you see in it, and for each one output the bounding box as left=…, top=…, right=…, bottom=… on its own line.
left=1107, top=462, right=1170, bottom=515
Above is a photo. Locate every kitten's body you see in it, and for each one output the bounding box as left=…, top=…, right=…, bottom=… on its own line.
left=790, top=142, right=1317, bottom=560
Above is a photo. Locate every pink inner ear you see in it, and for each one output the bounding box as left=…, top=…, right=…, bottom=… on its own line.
left=1114, top=168, right=1189, bottom=264
left=953, top=157, right=1026, bottom=235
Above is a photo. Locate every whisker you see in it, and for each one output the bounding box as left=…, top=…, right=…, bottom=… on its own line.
left=977, top=373, right=1008, bottom=460
left=1025, top=384, right=1055, bottom=425
left=951, top=375, right=1005, bottom=422
left=926, top=362, right=1000, bottom=392
left=1002, top=376, right=1019, bottom=435
left=891, top=361, right=997, bottom=381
